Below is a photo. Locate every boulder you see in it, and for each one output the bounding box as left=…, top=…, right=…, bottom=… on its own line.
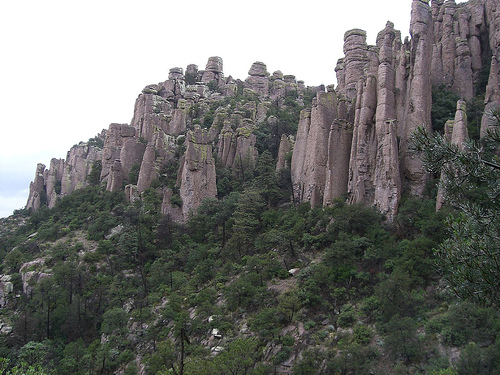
left=0, top=275, right=13, bottom=308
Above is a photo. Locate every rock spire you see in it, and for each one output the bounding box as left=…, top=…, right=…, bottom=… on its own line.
left=25, top=0, right=500, bottom=221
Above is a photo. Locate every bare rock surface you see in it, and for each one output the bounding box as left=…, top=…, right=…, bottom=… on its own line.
left=25, top=0, right=500, bottom=221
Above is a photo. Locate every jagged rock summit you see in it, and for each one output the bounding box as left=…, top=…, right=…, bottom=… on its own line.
left=26, top=0, right=500, bottom=221
left=292, top=0, right=500, bottom=219
left=25, top=56, right=321, bottom=221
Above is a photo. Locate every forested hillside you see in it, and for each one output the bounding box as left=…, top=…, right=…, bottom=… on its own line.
left=3, top=0, right=500, bottom=373
left=1, top=106, right=500, bottom=374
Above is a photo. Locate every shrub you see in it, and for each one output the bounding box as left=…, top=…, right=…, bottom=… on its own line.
left=128, top=164, right=140, bottom=185
left=425, top=314, right=449, bottom=334
left=442, top=302, right=499, bottom=347
left=273, top=346, right=292, bottom=365
left=430, top=368, right=458, bottom=375
left=337, top=307, right=356, bottom=328
left=249, top=308, right=281, bottom=339
left=354, top=325, right=373, bottom=345
left=101, top=308, right=128, bottom=335
left=304, top=320, right=316, bottom=330
left=431, top=85, right=460, bottom=133
left=384, top=316, right=422, bottom=364
left=293, top=347, right=326, bottom=375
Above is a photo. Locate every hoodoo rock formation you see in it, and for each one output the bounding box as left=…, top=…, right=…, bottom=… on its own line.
left=25, top=55, right=311, bottom=221
left=26, top=0, right=500, bottom=221
left=292, top=0, right=500, bottom=219
left=26, top=139, right=104, bottom=211
left=436, top=99, right=469, bottom=210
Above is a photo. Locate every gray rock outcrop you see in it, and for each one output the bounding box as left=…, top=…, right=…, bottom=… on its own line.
left=291, top=0, right=500, bottom=219
left=26, top=163, right=46, bottom=211
left=178, top=126, right=217, bottom=219
left=276, top=135, right=293, bottom=171
left=26, top=134, right=104, bottom=211
left=201, top=56, right=225, bottom=86
left=25, top=0, right=500, bottom=221
left=436, top=100, right=469, bottom=210
left=245, top=62, right=269, bottom=96
left=61, top=143, right=103, bottom=196
left=291, top=91, right=338, bottom=206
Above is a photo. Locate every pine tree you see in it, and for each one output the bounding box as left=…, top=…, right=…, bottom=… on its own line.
left=412, top=107, right=500, bottom=307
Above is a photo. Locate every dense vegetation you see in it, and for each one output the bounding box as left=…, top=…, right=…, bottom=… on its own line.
left=1, top=87, right=500, bottom=375
left=1, top=171, right=499, bottom=374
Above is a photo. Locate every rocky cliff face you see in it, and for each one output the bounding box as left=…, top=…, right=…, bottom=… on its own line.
left=26, top=0, right=500, bottom=221
left=178, top=126, right=218, bottom=218
left=26, top=56, right=310, bottom=221
left=291, top=90, right=338, bottom=206
left=26, top=136, right=104, bottom=211
left=290, top=0, right=500, bottom=219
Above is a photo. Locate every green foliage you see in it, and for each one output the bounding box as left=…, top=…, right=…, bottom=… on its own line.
left=249, top=307, right=281, bottom=339
left=225, top=272, right=268, bottom=311
left=395, top=196, right=450, bottom=242
left=145, top=339, right=177, bottom=375
left=430, top=369, right=458, bottom=375
left=253, top=151, right=284, bottom=207
left=326, top=342, right=379, bottom=374
left=87, top=160, right=102, bottom=185
left=441, top=302, right=499, bottom=346
left=475, top=54, right=491, bottom=97
left=207, top=80, right=220, bottom=93
left=384, top=316, right=422, bottom=364
left=100, top=307, right=128, bottom=335
left=227, top=188, right=266, bottom=257
left=87, top=136, right=104, bottom=149
left=455, top=341, right=500, bottom=375
left=412, top=119, right=500, bottom=307
left=337, top=306, right=356, bottom=328
left=292, top=347, right=326, bottom=375
left=425, top=313, right=449, bottom=334
left=257, top=93, right=304, bottom=157
left=57, top=339, right=92, bottom=375
left=211, top=338, right=260, bottom=374
left=128, top=163, right=140, bottom=185
left=431, top=85, right=460, bottom=133
left=277, top=290, right=300, bottom=323
left=17, top=341, right=53, bottom=369
left=377, top=268, right=425, bottom=324
left=183, top=338, right=261, bottom=375
left=159, top=159, right=180, bottom=189
left=353, top=324, right=373, bottom=345
left=466, top=96, right=484, bottom=141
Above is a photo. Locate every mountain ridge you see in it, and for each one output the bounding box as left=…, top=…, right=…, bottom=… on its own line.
left=25, top=0, right=500, bottom=222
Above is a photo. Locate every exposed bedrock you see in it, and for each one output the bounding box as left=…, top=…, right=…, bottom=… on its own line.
left=25, top=0, right=500, bottom=222
left=436, top=100, right=469, bottom=210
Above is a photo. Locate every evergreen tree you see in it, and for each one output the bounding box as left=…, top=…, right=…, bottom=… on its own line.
left=412, top=107, right=500, bottom=306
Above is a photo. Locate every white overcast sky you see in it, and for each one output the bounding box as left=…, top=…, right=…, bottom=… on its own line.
left=0, top=0, right=466, bottom=218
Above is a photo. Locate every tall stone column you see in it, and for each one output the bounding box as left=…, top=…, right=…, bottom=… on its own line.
left=402, top=0, right=433, bottom=196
